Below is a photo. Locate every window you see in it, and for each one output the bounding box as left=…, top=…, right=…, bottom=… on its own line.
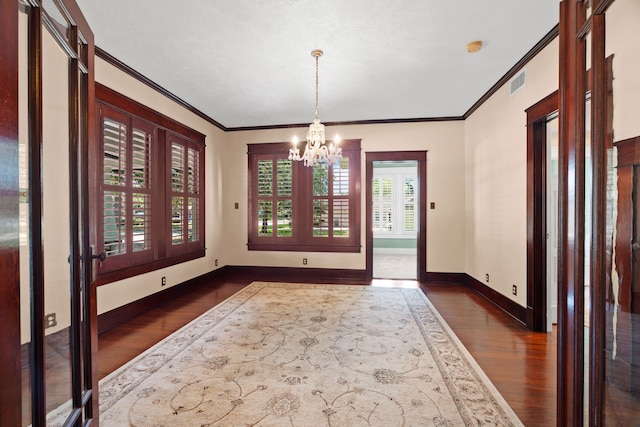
left=248, top=140, right=361, bottom=252
left=94, top=84, right=205, bottom=283
left=372, top=163, right=418, bottom=235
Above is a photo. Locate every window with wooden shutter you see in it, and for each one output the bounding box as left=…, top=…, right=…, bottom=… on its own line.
left=99, top=106, right=154, bottom=272
left=94, top=84, right=205, bottom=284
left=167, top=133, right=204, bottom=256
left=248, top=140, right=360, bottom=252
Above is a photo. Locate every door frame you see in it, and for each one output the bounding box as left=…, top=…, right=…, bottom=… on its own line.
left=526, top=91, right=558, bottom=332
left=365, top=151, right=427, bottom=282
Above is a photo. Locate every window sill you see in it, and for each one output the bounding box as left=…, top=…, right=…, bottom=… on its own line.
left=247, top=243, right=361, bottom=253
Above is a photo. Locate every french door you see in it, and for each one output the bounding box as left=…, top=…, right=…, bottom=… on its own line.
left=559, top=0, right=640, bottom=425
left=18, top=0, right=98, bottom=425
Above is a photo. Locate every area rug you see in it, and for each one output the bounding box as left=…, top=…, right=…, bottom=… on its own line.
left=98, top=282, right=523, bottom=426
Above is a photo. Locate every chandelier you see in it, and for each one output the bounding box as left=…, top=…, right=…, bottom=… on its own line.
left=288, top=49, right=342, bottom=167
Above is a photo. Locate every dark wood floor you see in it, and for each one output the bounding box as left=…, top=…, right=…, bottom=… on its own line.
left=97, top=274, right=557, bottom=426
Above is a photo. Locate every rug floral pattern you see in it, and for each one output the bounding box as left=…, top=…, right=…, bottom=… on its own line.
left=99, top=282, right=522, bottom=426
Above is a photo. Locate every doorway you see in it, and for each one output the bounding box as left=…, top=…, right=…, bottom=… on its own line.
left=526, top=91, right=558, bottom=332
left=366, top=152, right=427, bottom=282
left=371, top=160, right=418, bottom=279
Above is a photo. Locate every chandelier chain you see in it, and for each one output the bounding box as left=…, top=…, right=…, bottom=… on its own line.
left=315, top=52, right=319, bottom=120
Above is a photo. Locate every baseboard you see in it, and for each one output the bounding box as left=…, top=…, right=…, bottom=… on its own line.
left=97, top=267, right=229, bottom=334
left=463, top=274, right=527, bottom=326
left=425, top=272, right=466, bottom=283
left=224, top=265, right=367, bottom=282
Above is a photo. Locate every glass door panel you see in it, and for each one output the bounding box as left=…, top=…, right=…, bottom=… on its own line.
left=18, top=5, right=31, bottom=425
left=603, top=1, right=640, bottom=424
left=42, top=24, right=74, bottom=422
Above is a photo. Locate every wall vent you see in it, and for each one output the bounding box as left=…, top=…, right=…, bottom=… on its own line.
left=509, top=68, right=526, bottom=96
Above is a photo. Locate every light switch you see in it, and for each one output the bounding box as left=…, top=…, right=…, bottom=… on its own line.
left=430, top=202, right=435, bottom=209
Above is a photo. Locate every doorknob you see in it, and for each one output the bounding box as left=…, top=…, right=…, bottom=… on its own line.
left=68, top=249, right=108, bottom=263
left=632, top=242, right=640, bottom=252
left=92, top=250, right=107, bottom=262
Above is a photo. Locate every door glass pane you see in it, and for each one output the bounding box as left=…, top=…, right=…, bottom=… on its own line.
left=41, top=0, right=69, bottom=42
left=18, top=7, right=31, bottom=426
left=42, top=25, right=73, bottom=421
left=604, top=1, right=640, bottom=424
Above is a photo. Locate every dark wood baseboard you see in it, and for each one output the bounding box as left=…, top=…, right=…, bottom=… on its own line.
left=97, top=267, right=229, bottom=334
left=224, top=265, right=367, bottom=282
left=463, top=274, right=527, bottom=326
left=425, top=272, right=466, bottom=283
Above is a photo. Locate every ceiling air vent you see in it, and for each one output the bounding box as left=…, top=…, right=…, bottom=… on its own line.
left=509, top=68, right=526, bottom=96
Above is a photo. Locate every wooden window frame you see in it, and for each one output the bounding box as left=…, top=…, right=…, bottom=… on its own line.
left=247, top=140, right=361, bottom=253
left=93, top=83, right=206, bottom=285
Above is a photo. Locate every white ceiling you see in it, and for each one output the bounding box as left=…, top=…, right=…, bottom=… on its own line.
left=76, top=0, right=559, bottom=129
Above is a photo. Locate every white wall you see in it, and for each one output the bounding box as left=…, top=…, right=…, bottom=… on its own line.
left=94, top=58, right=227, bottom=315
left=224, top=121, right=466, bottom=273
left=464, top=39, right=559, bottom=306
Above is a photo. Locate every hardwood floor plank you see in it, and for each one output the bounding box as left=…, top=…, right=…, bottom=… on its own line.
left=96, top=275, right=556, bottom=426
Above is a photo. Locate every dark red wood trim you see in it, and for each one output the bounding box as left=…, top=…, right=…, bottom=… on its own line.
left=224, top=265, right=367, bottom=281
left=612, top=136, right=640, bottom=167
left=95, top=46, right=226, bottom=131
left=28, top=6, right=47, bottom=425
left=589, top=12, right=607, bottom=427
left=464, top=275, right=527, bottom=326
left=98, top=267, right=229, bottom=333
left=0, top=0, right=22, bottom=424
left=96, top=249, right=206, bottom=286
left=425, top=272, right=466, bottom=284
left=464, top=24, right=560, bottom=119
left=526, top=90, right=558, bottom=332
left=558, top=1, right=586, bottom=424
left=96, top=83, right=206, bottom=144
left=247, top=244, right=362, bottom=253
left=229, top=116, right=465, bottom=132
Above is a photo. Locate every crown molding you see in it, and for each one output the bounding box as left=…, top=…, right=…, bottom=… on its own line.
left=96, top=24, right=559, bottom=132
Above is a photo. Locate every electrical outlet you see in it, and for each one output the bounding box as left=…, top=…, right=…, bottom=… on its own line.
left=303, top=258, right=308, bottom=265
left=512, top=285, right=517, bottom=296
left=485, top=273, right=490, bottom=283
left=215, top=259, right=218, bottom=267
left=44, top=313, right=57, bottom=329
left=161, top=276, right=166, bottom=286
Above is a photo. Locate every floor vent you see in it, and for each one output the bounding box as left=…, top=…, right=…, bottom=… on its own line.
left=510, top=68, right=526, bottom=96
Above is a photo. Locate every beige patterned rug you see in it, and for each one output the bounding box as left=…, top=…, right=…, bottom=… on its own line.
left=99, top=282, right=523, bottom=426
